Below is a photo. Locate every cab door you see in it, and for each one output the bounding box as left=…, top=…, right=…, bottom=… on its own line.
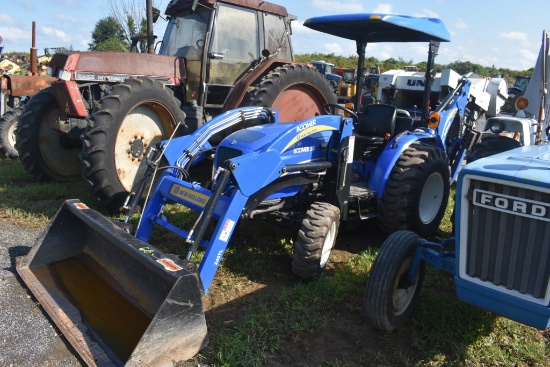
left=206, top=3, right=259, bottom=106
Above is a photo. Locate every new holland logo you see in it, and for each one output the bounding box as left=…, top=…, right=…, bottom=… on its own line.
left=473, top=189, right=550, bottom=222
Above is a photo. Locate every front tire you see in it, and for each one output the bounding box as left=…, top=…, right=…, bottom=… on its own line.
left=379, top=144, right=450, bottom=237
left=0, top=108, right=22, bottom=158
left=364, top=230, right=425, bottom=331
left=292, top=202, right=340, bottom=280
left=15, top=88, right=82, bottom=181
left=81, top=77, right=186, bottom=210
left=245, top=64, right=337, bottom=122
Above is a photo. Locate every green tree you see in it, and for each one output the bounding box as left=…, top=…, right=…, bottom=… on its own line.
left=95, top=38, right=129, bottom=52
left=89, top=16, right=127, bottom=51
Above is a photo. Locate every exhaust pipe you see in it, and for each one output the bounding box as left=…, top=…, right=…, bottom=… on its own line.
left=16, top=200, right=208, bottom=366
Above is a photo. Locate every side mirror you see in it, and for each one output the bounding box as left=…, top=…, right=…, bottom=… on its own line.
left=152, top=7, right=161, bottom=23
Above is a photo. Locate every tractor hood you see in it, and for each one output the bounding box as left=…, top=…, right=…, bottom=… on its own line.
left=303, top=13, right=450, bottom=43
left=460, top=145, right=550, bottom=186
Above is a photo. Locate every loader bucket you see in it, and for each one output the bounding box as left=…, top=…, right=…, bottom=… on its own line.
left=16, top=200, right=208, bottom=367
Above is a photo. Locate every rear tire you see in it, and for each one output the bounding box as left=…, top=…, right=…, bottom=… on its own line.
left=292, top=202, right=340, bottom=280
left=81, top=77, right=186, bottom=210
left=0, top=108, right=22, bottom=158
left=379, top=144, right=450, bottom=237
left=365, top=230, right=425, bottom=331
left=245, top=64, right=337, bottom=122
left=466, top=136, right=521, bottom=163
left=15, top=88, right=82, bottom=181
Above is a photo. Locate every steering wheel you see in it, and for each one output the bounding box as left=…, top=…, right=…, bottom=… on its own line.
left=323, top=103, right=359, bottom=121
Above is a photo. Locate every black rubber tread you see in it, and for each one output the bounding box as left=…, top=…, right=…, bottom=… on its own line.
left=15, top=88, right=82, bottom=181
left=466, top=135, right=521, bottom=163
left=244, top=63, right=337, bottom=116
left=292, top=202, right=340, bottom=280
left=81, top=77, right=186, bottom=209
left=0, top=107, right=22, bottom=158
left=378, top=143, right=450, bottom=237
left=364, top=230, right=426, bottom=331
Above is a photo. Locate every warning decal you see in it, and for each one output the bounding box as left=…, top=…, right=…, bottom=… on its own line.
left=219, top=219, right=235, bottom=243
left=157, top=258, right=183, bottom=272
left=73, top=202, right=89, bottom=210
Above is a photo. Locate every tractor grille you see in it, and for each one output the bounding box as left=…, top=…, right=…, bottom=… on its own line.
left=460, top=177, right=550, bottom=304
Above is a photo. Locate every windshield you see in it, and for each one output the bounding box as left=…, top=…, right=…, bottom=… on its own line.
left=159, top=9, right=211, bottom=60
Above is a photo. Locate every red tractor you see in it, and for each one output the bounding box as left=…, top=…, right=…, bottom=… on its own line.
left=16, top=0, right=336, bottom=210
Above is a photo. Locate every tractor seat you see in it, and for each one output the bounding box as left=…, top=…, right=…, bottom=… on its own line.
left=353, top=104, right=397, bottom=161
left=355, top=103, right=397, bottom=143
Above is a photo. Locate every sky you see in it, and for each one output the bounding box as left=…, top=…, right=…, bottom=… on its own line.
left=0, top=0, right=548, bottom=71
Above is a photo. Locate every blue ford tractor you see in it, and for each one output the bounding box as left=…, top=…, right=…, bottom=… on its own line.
left=365, top=144, right=550, bottom=331
left=16, top=13, right=487, bottom=365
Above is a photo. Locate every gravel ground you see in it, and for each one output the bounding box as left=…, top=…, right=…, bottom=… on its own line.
left=0, top=221, right=82, bottom=367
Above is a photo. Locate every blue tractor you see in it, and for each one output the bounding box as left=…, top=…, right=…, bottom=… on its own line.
left=16, top=13, right=485, bottom=365
left=365, top=144, right=550, bottom=331
left=310, top=60, right=342, bottom=93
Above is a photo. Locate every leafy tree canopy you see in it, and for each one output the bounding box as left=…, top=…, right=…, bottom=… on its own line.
left=295, top=52, right=532, bottom=82
left=89, top=16, right=127, bottom=51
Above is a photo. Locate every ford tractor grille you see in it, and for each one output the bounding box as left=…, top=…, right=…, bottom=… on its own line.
left=459, top=177, right=550, bottom=305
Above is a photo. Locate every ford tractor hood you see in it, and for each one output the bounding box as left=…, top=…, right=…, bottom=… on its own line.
left=303, top=13, right=450, bottom=43
left=460, top=145, right=550, bottom=186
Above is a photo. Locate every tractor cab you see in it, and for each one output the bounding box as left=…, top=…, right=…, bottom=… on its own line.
left=159, top=0, right=294, bottom=108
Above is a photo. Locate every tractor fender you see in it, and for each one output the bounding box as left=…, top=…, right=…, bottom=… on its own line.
left=223, top=58, right=299, bottom=110
left=368, top=131, right=436, bottom=196
left=1, top=74, right=56, bottom=98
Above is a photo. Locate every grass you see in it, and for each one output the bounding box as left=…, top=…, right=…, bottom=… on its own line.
left=1, top=157, right=548, bottom=367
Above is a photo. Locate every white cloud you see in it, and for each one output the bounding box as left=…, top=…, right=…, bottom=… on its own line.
left=41, top=26, right=70, bottom=42
left=311, top=0, right=363, bottom=13
left=324, top=42, right=343, bottom=54
left=0, top=14, right=18, bottom=26
left=22, top=0, right=34, bottom=10
left=55, top=0, right=78, bottom=7
left=54, top=14, right=79, bottom=24
left=413, top=9, right=439, bottom=18
left=0, top=27, right=30, bottom=42
left=517, top=48, right=538, bottom=67
left=454, top=18, right=468, bottom=30
left=498, top=32, right=529, bottom=45
left=372, top=4, right=393, bottom=14
left=292, top=21, right=318, bottom=35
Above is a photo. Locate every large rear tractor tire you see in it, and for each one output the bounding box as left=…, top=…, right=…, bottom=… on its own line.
left=245, top=64, right=337, bottom=122
left=81, top=77, right=186, bottom=210
left=15, top=88, right=82, bottom=181
left=0, top=107, right=22, bottom=158
left=466, top=136, right=521, bottom=163
left=379, top=144, right=450, bottom=237
left=292, top=202, right=340, bottom=280
left=365, top=230, right=425, bottom=331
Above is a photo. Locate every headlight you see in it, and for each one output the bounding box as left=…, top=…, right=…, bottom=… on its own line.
left=489, top=119, right=505, bottom=134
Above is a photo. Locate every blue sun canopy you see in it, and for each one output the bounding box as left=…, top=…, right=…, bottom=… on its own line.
left=303, top=13, right=450, bottom=43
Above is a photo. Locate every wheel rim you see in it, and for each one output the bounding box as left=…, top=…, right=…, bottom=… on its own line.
left=319, top=220, right=337, bottom=267
left=38, top=104, right=82, bottom=179
left=392, top=257, right=418, bottom=316
left=271, top=84, right=327, bottom=122
left=8, top=120, right=17, bottom=148
left=418, top=171, right=445, bottom=224
left=114, top=103, right=176, bottom=193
